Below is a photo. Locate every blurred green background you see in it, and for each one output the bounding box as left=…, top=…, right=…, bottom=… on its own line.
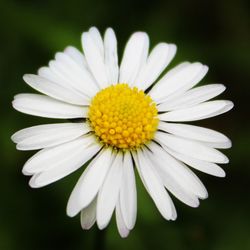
left=0, top=0, right=249, bottom=249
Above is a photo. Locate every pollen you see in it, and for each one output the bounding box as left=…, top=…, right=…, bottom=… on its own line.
left=88, top=84, right=159, bottom=149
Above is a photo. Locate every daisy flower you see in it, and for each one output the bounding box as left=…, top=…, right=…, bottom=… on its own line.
left=12, top=27, right=233, bottom=238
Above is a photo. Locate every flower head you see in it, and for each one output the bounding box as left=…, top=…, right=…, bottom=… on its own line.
left=12, top=27, right=233, bottom=237
left=89, top=83, right=158, bottom=149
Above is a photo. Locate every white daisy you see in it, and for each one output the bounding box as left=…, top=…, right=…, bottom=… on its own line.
left=12, top=27, right=233, bottom=238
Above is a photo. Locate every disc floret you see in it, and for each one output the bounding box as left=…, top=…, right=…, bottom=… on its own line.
left=89, top=84, right=158, bottom=149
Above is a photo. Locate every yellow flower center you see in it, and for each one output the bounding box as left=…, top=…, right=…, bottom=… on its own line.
left=88, top=84, right=159, bottom=149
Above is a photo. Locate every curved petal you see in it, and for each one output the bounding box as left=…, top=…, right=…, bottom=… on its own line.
left=13, top=94, right=88, bottom=119
left=67, top=148, right=114, bottom=217
left=155, top=132, right=229, bottom=164
left=88, top=27, right=104, bottom=56
left=134, top=43, right=176, bottom=90
left=119, top=32, right=149, bottom=85
left=38, top=66, right=87, bottom=96
left=159, top=100, right=234, bottom=122
left=144, top=148, right=199, bottom=207
left=54, top=52, right=99, bottom=97
left=120, top=152, right=137, bottom=230
left=63, top=46, right=101, bottom=92
left=147, top=142, right=208, bottom=199
left=155, top=162, right=200, bottom=207
left=12, top=122, right=90, bottom=151
left=97, top=152, right=123, bottom=229
left=80, top=197, right=97, bottom=230
left=81, top=31, right=109, bottom=89
left=158, top=84, right=226, bottom=111
left=64, top=46, right=87, bottom=68
left=158, top=122, right=231, bottom=144
left=166, top=148, right=226, bottom=177
left=23, top=74, right=89, bottom=105
left=202, top=141, right=232, bottom=149
left=39, top=59, right=98, bottom=97
left=24, top=135, right=100, bottom=181
left=133, top=150, right=176, bottom=220
left=116, top=199, right=130, bottom=238
left=150, top=62, right=208, bottom=103
left=104, top=28, right=119, bottom=84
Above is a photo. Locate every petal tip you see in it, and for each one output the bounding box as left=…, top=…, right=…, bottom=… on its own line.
left=192, top=201, right=200, bottom=208
left=81, top=223, right=94, bottom=230
left=22, top=167, right=32, bottom=176
left=200, top=191, right=209, bottom=200
left=170, top=44, right=177, bottom=53
left=219, top=170, right=226, bottom=178
left=227, top=101, right=234, bottom=110
left=66, top=206, right=77, bottom=218
left=119, top=230, right=130, bottom=238
left=28, top=176, right=40, bottom=188
left=97, top=222, right=107, bottom=230
left=22, top=74, right=29, bottom=82
left=11, top=133, right=17, bottom=143
left=105, top=27, right=115, bottom=34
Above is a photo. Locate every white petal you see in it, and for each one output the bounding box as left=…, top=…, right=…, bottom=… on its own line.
left=66, top=148, right=114, bottom=217
left=54, top=52, right=99, bottom=97
left=119, top=32, right=149, bottom=85
left=80, top=197, right=97, bottom=230
left=147, top=142, right=208, bottom=199
left=155, top=132, right=229, bottom=164
left=202, top=141, right=232, bottom=149
left=39, top=62, right=97, bottom=98
left=120, top=152, right=137, bottom=230
left=158, top=84, right=226, bottom=111
left=158, top=122, right=231, bottom=144
left=166, top=148, right=226, bottom=177
left=159, top=100, right=234, bottom=122
left=88, top=27, right=104, bottom=56
left=23, top=74, right=89, bottom=105
left=12, top=122, right=90, bottom=151
left=26, top=135, right=100, bottom=183
left=38, top=66, right=82, bottom=94
left=97, top=153, right=123, bottom=229
left=64, top=46, right=87, bottom=68
left=150, top=63, right=208, bottom=103
left=134, top=43, right=176, bottom=90
left=157, top=166, right=199, bottom=207
left=144, top=147, right=199, bottom=207
left=133, top=150, right=176, bottom=220
left=13, top=94, right=87, bottom=119
left=81, top=32, right=109, bottom=89
left=161, top=62, right=190, bottom=76
left=116, top=199, right=130, bottom=238
left=104, top=28, right=119, bottom=84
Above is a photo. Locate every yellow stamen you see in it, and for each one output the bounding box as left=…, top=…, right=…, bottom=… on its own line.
left=88, top=83, right=158, bottom=149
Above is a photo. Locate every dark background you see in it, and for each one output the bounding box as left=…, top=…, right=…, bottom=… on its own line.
left=0, top=0, right=249, bottom=249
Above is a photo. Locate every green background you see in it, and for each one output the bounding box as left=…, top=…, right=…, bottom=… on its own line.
left=0, top=0, right=249, bottom=249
